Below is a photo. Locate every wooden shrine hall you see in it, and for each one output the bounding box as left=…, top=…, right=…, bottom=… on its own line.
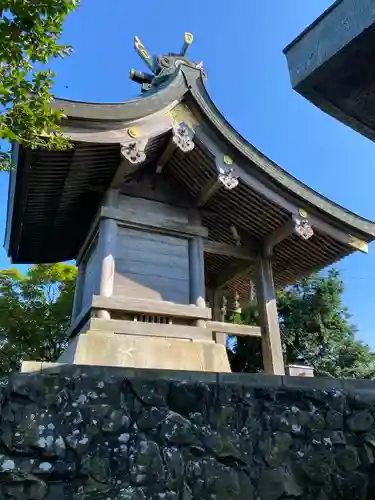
left=7, top=34, right=375, bottom=375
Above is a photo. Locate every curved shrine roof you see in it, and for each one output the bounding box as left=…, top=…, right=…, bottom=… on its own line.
left=6, top=34, right=375, bottom=292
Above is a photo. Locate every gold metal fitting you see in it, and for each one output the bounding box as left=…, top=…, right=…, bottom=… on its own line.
left=128, top=127, right=139, bottom=139
left=184, top=32, right=194, bottom=45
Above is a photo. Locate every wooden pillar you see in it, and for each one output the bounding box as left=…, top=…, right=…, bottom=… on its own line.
left=70, top=263, right=85, bottom=326
left=189, top=236, right=205, bottom=304
left=254, top=256, right=285, bottom=375
left=213, top=289, right=227, bottom=346
left=97, top=189, right=118, bottom=320
left=189, top=236, right=206, bottom=329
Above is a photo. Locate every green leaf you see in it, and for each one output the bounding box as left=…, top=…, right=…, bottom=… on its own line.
left=0, top=0, right=80, bottom=170
left=0, top=263, right=77, bottom=376
left=230, top=269, right=375, bottom=379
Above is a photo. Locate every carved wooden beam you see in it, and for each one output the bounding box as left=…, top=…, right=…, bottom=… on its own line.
left=197, top=178, right=221, bottom=207
left=120, top=137, right=148, bottom=165
left=103, top=104, right=199, bottom=187
left=264, top=211, right=314, bottom=256
left=172, top=122, right=195, bottom=152
left=156, top=139, right=177, bottom=174
left=204, top=239, right=257, bottom=260
left=156, top=120, right=196, bottom=176
left=196, top=153, right=239, bottom=207
left=111, top=136, right=149, bottom=188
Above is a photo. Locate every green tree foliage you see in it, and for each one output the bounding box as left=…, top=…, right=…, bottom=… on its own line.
left=0, top=0, right=79, bottom=170
left=230, top=269, right=375, bottom=378
left=0, top=263, right=76, bottom=376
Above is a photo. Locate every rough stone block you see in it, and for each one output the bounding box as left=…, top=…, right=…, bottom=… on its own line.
left=1, top=366, right=375, bottom=498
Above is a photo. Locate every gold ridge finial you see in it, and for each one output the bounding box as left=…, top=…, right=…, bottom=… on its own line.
left=181, top=32, right=194, bottom=56
left=131, top=33, right=200, bottom=92
left=134, top=36, right=154, bottom=71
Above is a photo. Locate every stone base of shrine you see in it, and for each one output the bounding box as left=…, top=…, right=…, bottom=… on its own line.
left=21, top=331, right=231, bottom=373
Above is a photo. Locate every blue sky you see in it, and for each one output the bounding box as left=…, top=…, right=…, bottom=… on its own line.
left=2, top=0, right=375, bottom=346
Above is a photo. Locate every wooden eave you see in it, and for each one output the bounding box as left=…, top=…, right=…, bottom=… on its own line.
left=6, top=62, right=375, bottom=293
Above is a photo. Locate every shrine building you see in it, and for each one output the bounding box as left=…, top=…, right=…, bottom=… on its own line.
left=6, top=34, right=375, bottom=375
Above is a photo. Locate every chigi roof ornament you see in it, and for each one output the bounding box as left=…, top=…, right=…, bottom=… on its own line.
left=129, top=33, right=205, bottom=93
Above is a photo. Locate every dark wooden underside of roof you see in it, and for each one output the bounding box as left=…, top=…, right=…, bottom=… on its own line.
left=166, top=142, right=353, bottom=292
left=8, top=135, right=358, bottom=293
left=8, top=136, right=167, bottom=263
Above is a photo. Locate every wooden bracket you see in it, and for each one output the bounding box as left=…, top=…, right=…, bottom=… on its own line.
left=172, top=122, right=195, bottom=152
left=264, top=212, right=314, bottom=256
left=111, top=138, right=149, bottom=188
left=194, top=130, right=239, bottom=207
left=120, top=137, right=148, bottom=165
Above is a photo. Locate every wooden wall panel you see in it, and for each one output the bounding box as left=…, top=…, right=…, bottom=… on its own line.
left=118, top=195, right=189, bottom=228
left=115, top=227, right=190, bottom=304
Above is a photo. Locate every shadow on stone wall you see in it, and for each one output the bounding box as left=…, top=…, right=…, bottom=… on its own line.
left=1, top=366, right=375, bottom=499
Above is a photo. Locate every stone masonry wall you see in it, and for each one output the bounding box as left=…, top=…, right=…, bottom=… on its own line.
left=1, top=366, right=375, bottom=499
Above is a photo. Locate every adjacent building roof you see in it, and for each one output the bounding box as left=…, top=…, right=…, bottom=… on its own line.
left=6, top=34, right=375, bottom=296
left=284, top=0, right=375, bottom=142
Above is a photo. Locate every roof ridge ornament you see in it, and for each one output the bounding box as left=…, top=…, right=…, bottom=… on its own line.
left=130, top=33, right=205, bottom=93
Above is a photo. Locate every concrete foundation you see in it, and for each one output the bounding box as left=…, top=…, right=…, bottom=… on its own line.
left=22, top=330, right=231, bottom=373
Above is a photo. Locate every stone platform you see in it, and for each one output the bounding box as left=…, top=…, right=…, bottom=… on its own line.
left=54, top=330, right=231, bottom=372
left=2, top=365, right=375, bottom=498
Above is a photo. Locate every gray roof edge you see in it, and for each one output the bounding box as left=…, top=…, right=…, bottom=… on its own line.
left=53, top=69, right=188, bottom=122
left=181, top=66, right=375, bottom=238
left=296, top=84, right=375, bottom=147
left=283, top=0, right=375, bottom=90
left=283, top=0, right=344, bottom=54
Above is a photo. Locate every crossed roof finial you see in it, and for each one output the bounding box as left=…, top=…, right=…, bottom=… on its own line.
left=129, top=33, right=201, bottom=92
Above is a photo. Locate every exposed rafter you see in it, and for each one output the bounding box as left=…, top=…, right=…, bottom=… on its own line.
left=264, top=212, right=314, bottom=256
left=196, top=178, right=221, bottom=207
left=156, top=139, right=176, bottom=174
